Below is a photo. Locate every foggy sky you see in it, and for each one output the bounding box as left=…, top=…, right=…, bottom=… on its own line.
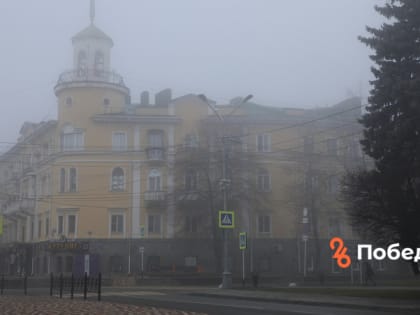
left=0, top=0, right=383, bottom=148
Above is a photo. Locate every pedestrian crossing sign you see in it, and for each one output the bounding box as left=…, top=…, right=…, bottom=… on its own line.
left=219, top=211, right=235, bottom=229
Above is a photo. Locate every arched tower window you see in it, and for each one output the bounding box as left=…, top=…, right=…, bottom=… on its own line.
left=77, top=51, right=87, bottom=76
left=111, top=167, right=125, bottom=191
left=94, top=51, right=104, bottom=76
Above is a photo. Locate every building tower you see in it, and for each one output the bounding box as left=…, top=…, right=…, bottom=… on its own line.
left=54, top=0, right=130, bottom=130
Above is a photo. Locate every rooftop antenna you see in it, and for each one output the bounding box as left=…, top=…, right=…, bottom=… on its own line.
left=90, top=0, right=95, bottom=24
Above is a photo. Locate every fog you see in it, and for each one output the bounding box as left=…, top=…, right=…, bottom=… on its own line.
left=0, top=0, right=383, bottom=148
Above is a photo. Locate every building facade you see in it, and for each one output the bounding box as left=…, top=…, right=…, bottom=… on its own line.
left=1, top=9, right=391, bottom=281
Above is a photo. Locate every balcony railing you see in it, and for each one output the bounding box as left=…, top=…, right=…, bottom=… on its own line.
left=144, top=191, right=166, bottom=201
left=146, top=147, right=165, bottom=161
left=144, top=191, right=166, bottom=209
left=56, top=69, right=126, bottom=88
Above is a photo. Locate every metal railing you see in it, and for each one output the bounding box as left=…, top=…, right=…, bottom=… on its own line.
left=50, top=272, right=102, bottom=301
left=146, top=147, right=165, bottom=161
left=56, top=69, right=126, bottom=88
left=144, top=191, right=166, bottom=201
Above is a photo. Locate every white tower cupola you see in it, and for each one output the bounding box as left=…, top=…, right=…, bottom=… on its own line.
left=54, top=0, right=129, bottom=99
left=71, top=0, right=113, bottom=76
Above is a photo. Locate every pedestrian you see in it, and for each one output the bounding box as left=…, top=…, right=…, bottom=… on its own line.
left=251, top=270, right=259, bottom=288
left=363, top=261, right=376, bottom=286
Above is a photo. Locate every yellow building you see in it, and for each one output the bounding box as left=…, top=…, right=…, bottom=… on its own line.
left=0, top=5, right=367, bottom=279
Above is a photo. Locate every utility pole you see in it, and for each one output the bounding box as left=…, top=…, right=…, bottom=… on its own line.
left=198, top=94, right=252, bottom=289
left=221, top=136, right=232, bottom=289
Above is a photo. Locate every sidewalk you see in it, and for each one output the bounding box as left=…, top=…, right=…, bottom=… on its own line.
left=188, top=286, right=420, bottom=313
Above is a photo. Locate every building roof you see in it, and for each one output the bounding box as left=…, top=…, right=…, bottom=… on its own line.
left=72, top=23, right=113, bottom=45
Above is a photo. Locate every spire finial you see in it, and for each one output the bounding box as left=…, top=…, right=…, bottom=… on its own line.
left=90, top=0, right=95, bottom=24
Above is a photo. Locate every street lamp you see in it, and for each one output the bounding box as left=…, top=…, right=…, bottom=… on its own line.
left=197, top=94, right=253, bottom=289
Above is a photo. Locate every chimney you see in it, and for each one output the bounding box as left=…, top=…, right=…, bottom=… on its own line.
left=140, top=91, right=150, bottom=106
left=155, top=88, right=172, bottom=106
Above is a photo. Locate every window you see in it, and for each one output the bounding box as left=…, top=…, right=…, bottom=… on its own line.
left=112, top=132, right=127, bottom=151
left=77, top=51, right=87, bottom=75
left=45, top=217, right=49, bottom=237
left=258, top=215, right=271, bottom=233
left=61, top=125, right=84, bottom=151
left=94, top=51, right=104, bottom=76
left=111, top=167, right=125, bottom=191
left=148, top=130, right=164, bottom=147
left=30, top=219, right=34, bottom=240
left=148, top=215, right=161, bottom=233
left=58, top=216, right=64, bottom=235
left=60, top=168, right=66, bottom=193
left=148, top=169, right=161, bottom=191
left=257, top=133, right=271, bottom=152
left=147, top=130, right=164, bottom=160
left=111, top=214, right=124, bottom=233
left=184, top=134, right=198, bottom=148
left=185, top=169, right=198, bottom=191
left=186, top=216, right=199, bottom=233
left=69, top=168, right=77, bottom=192
left=185, top=256, right=197, bottom=267
left=68, top=215, right=76, bottom=234
left=257, top=168, right=271, bottom=192
left=327, top=138, right=338, bottom=156
left=38, top=220, right=42, bottom=238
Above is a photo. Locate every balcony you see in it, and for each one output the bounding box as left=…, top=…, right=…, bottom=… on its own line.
left=146, top=147, right=165, bottom=162
left=144, top=191, right=166, bottom=209
left=54, top=69, right=129, bottom=95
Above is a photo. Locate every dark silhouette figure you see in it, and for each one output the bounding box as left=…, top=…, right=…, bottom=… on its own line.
left=363, top=261, right=376, bottom=286
left=251, top=270, right=259, bottom=288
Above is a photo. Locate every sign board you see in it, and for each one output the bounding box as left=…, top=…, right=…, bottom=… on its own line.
left=239, top=232, right=247, bottom=250
left=218, top=211, right=235, bottom=229
left=47, top=241, right=89, bottom=251
left=139, top=225, right=145, bottom=238
left=139, top=246, right=145, bottom=253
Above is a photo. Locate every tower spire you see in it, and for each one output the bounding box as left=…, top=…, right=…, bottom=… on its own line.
left=90, top=0, right=95, bottom=24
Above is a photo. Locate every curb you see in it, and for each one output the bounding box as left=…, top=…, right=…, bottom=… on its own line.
left=189, top=292, right=420, bottom=314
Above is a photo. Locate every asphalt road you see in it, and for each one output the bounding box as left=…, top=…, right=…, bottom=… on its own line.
left=101, top=289, right=395, bottom=315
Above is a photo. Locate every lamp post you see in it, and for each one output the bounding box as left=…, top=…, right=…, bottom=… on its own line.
left=198, top=94, right=253, bottom=289
left=302, top=207, right=309, bottom=278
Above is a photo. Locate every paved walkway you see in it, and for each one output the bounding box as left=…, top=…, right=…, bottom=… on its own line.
left=0, top=296, right=207, bottom=315
left=190, top=287, right=420, bottom=313
left=104, top=285, right=420, bottom=313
